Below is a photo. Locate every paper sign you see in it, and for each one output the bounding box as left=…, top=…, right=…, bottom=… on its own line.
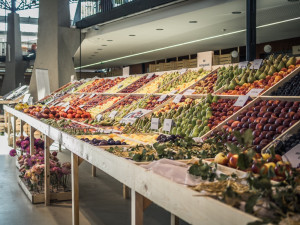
left=96, top=114, right=103, bottom=121
left=118, top=84, right=123, bottom=89
left=90, top=93, right=96, bottom=98
left=194, top=137, right=203, bottom=143
left=180, top=68, right=187, bottom=74
left=79, top=94, right=85, bottom=98
left=239, top=61, right=249, bottom=69
left=22, top=94, right=31, bottom=103
left=283, top=144, right=300, bottom=168
left=183, top=89, right=195, bottom=95
left=250, top=59, right=263, bottom=70
left=44, top=99, right=54, bottom=106
left=122, top=108, right=152, bottom=120
left=151, top=118, right=159, bottom=130
left=163, top=119, right=173, bottom=132
left=158, top=94, right=168, bottom=102
left=64, top=106, right=70, bottom=112
left=173, top=94, right=183, bottom=103
left=71, top=88, right=76, bottom=93
left=246, top=88, right=264, bottom=97
left=170, top=90, right=177, bottom=95
left=109, top=110, right=118, bottom=119
left=78, top=105, right=85, bottom=109
left=233, top=95, right=249, bottom=107
left=62, top=102, right=69, bottom=107
left=146, top=73, right=155, bottom=79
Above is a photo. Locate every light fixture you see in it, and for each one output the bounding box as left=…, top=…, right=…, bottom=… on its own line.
left=75, top=17, right=300, bottom=70
left=102, top=45, right=107, bottom=46
left=156, top=28, right=164, bottom=31
left=231, top=50, right=239, bottom=58
left=107, top=40, right=113, bottom=41
left=129, top=34, right=136, bottom=36
left=189, top=21, right=198, bottom=23
left=232, top=11, right=241, bottom=14
left=264, top=45, right=272, bottom=53
left=94, top=52, right=98, bottom=54
left=288, top=0, right=299, bottom=2
left=97, top=49, right=103, bottom=50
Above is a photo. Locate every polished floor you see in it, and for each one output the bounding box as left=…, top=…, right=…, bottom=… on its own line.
left=0, top=135, right=189, bottom=225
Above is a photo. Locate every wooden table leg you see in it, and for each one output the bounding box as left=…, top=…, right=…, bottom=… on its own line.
left=12, top=116, right=16, bottom=149
left=7, top=113, right=11, bottom=145
left=30, top=126, right=35, bottom=155
left=72, top=152, right=79, bottom=225
left=44, top=136, right=50, bottom=206
left=92, top=165, right=96, bottom=177
left=171, top=214, right=179, bottom=225
left=20, top=120, right=24, bottom=136
left=131, top=190, right=143, bottom=225
left=59, top=143, right=62, bottom=152
left=123, top=184, right=130, bottom=199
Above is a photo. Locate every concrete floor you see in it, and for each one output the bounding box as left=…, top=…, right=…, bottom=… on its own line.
left=0, top=135, right=189, bottom=225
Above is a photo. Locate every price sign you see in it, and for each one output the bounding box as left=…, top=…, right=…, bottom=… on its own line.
left=283, top=144, right=300, bottom=168
left=193, top=137, right=203, bottom=143
left=238, top=61, right=249, bottom=69
left=246, top=88, right=264, bottom=97
left=170, top=90, right=177, bottom=95
left=64, top=106, right=70, bottom=112
left=183, top=89, right=195, bottom=95
left=89, top=93, right=96, bottom=98
left=146, top=73, right=155, bottom=79
left=163, top=119, right=173, bottom=132
left=96, top=114, right=103, bottom=121
left=109, top=110, right=118, bottom=119
left=78, top=104, right=85, bottom=109
left=151, top=118, right=159, bottom=130
left=250, top=59, right=263, bottom=70
left=71, top=88, right=76, bottom=93
left=233, top=95, right=249, bottom=107
left=158, top=94, right=168, bottom=102
left=44, top=99, right=54, bottom=105
left=180, top=68, right=187, bottom=74
left=79, top=94, right=85, bottom=98
left=118, top=84, right=123, bottom=89
left=173, top=94, right=183, bottom=104
left=22, top=94, right=31, bottom=103
left=62, top=102, right=69, bottom=107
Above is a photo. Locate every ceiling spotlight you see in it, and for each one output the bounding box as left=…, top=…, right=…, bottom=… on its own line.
left=94, top=52, right=98, bottom=54
left=97, top=49, right=103, bottom=50
left=102, top=45, right=107, bottom=46
left=107, top=40, right=113, bottom=41
left=156, top=28, right=164, bottom=31
left=232, top=11, right=241, bottom=14
left=287, top=0, right=299, bottom=2
left=129, top=34, right=136, bottom=36
left=222, top=28, right=227, bottom=32
left=91, top=55, right=95, bottom=57
left=189, top=21, right=198, bottom=23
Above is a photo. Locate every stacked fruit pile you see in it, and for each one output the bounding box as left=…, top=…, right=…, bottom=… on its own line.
left=221, top=55, right=298, bottom=95
left=191, top=70, right=218, bottom=94
left=80, top=137, right=127, bottom=146
left=118, top=75, right=158, bottom=93
left=77, top=78, right=124, bottom=93
left=136, top=72, right=180, bottom=94
left=106, top=76, right=142, bottom=93
left=271, top=71, right=300, bottom=96
left=274, top=129, right=300, bottom=155
left=136, top=95, right=171, bottom=110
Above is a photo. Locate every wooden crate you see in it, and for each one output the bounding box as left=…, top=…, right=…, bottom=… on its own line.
left=189, top=59, right=197, bottom=68
left=18, top=177, right=72, bottom=204
left=175, top=61, right=184, bottom=69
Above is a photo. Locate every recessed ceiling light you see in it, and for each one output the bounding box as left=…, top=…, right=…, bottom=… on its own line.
left=107, top=40, right=113, bottom=41
left=129, top=34, right=136, bottom=36
left=102, top=45, right=107, bottom=46
left=91, top=55, right=95, bottom=57
left=94, top=52, right=98, bottom=54
left=288, top=0, right=299, bottom=2
left=97, top=48, right=103, bottom=50
left=156, top=28, right=164, bottom=31
left=232, top=11, right=241, bottom=14
left=189, top=21, right=197, bottom=23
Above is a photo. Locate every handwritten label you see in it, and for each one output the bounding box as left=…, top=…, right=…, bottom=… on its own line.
left=22, top=94, right=31, bottom=103
left=238, top=61, right=249, bottom=69
left=64, top=106, right=70, bottom=112
left=90, top=93, right=96, bottom=98
left=246, top=88, right=264, bottom=97
left=96, top=114, right=103, bottom=121
left=283, top=144, right=300, bottom=168
left=151, top=118, right=159, bottom=130
left=158, top=94, right=168, bottom=102
left=233, top=95, right=249, bottom=107
left=79, top=94, right=85, bottom=98
left=146, top=73, right=155, bottom=79
left=250, top=59, right=263, bottom=70
left=170, top=90, right=178, bottom=95
left=109, top=110, right=118, bottom=119
left=183, top=89, right=195, bottom=95
left=173, top=94, right=183, bottom=104
left=163, top=119, right=173, bottom=132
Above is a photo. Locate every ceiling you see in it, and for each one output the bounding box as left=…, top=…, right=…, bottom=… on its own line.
left=74, top=0, right=300, bottom=69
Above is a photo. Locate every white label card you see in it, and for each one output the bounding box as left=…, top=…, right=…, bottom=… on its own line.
left=283, top=144, right=300, bottom=168
left=71, top=88, right=76, bottom=93
left=151, top=118, right=159, bottom=130
left=64, top=106, right=70, bottom=112
left=239, top=61, right=249, bottom=69
left=180, top=68, right=187, bottom=74
left=193, top=137, right=203, bottom=143
left=170, top=90, right=177, bottom=94
left=96, top=114, right=103, bottom=121
left=109, top=110, right=118, bottom=119
left=44, top=99, right=54, bottom=105
left=90, top=93, right=96, bottom=98
left=78, top=105, right=85, bottom=109
left=22, top=94, right=31, bottom=103
left=79, top=94, right=85, bottom=98
left=173, top=94, right=183, bottom=103
left=158, top=94, right=168, bottom=102
left=163, top=119, right=173, bottom=132
left=246, top=88, right=264, bottom=97
left=118, top=84, right=123, bottom=89
left=233, top=95, right=249, bottom=107
left=146, top=73, right=155, bottom=79
left=250, top=59, right=263, bottom=70
left=183, top=89, right=195, bottom=95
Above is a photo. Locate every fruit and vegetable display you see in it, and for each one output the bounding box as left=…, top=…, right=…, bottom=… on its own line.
left=136, top=72, right=180, bottom=94
left=271, top=71, right=300, bottom=96
left=220, top=55, right=299, bottom=95
left=78, top=134, right=137, bottom=146
left=273, top=128, right=300, bottom=156
left=158, top=68, right=208, bottom=94
left=135, top=95, right=171, bottom=110
left=118, top=74, right=158, bottom=93
left=77, top=77, right=125, bottom=93
left=105, top=76, right=142, bottom=93
left=190, top=70, right=218, bottom=94
left=79, top=136, right=128, bottom=146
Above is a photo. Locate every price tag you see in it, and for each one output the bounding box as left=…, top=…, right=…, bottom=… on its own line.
left=250, top=59, right=263, bottom=70
left=163, top=119, right=173, bottom=132
left=158, top=94, right=168, bottom=102
left=62, top=102, right=69, bottom=107
left=64, top=106, right=70, bottom=112
left=194, top=137, right=203, bottom=143
left=78, top=104, right=85, bottom=109
left=71, top=88, right=76, bottom=93
left=151, top=118, right=159, bottom=130
left=90, top=93, right=96, bottom=98
left=44, top=99, right=54, bottom=105
left=282, top=144, right=300, bottom=168
left=183, top=89, right=195, bottom=95
left=96, top=114, right=103, bottom=121
left=180, top=68, right=187, bottom=74
left=170, top=90, right=177, bottom=94
left=246, top=88, right=264, bottom=97
left=118, top=84, right=123, bottom=89
left=22, top=94, right=30, bottom=103
left=109, top=110, right=118, bottom=119
left=238, top=61, right=249, bottom=69
left=233, top=95, right=249, bottom=107
left=173, top=94, right=183, bottom=103
left=79, top=94, right=85, bottom=98
left=146, top=73, right=155, bottom=79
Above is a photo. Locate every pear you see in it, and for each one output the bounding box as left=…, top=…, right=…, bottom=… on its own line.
left=254, top=70, right=262, bottom=80
left=277, top=61, right=286, bottom=72
left=286, top=56, right=296, bottom=67
left=238, top=75, right=247, bottom=85
left=264, top=65, right=270, bottom=74
left=212, top=95, right=219, bottom=103
left=268, top=65, right=276, bottom=75
left=258, top=71, right=267, bottom=80
left=276, top=54, right=283, bottom=61
left=282, top=54, right=288, bottom=63
left=247, top=72, right=255, bottom=83
left=191, top=126, right=200, bottom=137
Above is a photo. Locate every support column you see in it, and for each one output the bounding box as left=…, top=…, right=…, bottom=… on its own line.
left=246, top=0, right=256, bottom=61
left=20, top=120, right=24, bottom=136
left=12, top=116, right=16, bottom=149
left=44, top=136, right=50, bottom=205
left=30, top=126, right=35, bottom=155
left=171, top=214, right=179, bottom=225
left=71, top=152, right=79, bottom=225
left=7, top=113, right=11, bottom=146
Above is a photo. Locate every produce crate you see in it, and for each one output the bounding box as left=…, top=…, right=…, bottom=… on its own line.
left=189, top=59, right=197, bottom=68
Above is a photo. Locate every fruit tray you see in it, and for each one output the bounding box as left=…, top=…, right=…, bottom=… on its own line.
left=78, top=77, right=126, bottom=93
left=118, top=133, right=159, bottom=145
left=201, top=96, right=300, bottom=153
left=105, top=75, right=143, bottom=93
left=118, top=74, right=159, bottom=93
left=73, top=79, right=95, bottom=92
